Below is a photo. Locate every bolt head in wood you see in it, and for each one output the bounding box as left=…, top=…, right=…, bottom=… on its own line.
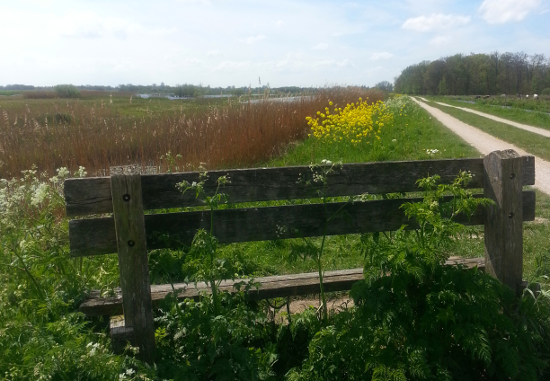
left=123, top=194, right=131, bottom=202
left=128, top=240, right=135, bottom=247
left=509, top=173, right=515, bottom=179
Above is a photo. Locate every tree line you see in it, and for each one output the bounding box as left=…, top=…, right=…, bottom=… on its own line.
left=394, top=52, right=550, bottom=96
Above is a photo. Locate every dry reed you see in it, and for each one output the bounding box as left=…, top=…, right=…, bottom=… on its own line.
left=0, top=87, right=384, bottom=177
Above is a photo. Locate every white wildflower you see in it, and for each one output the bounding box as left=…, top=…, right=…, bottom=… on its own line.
left=74, top=166, right=87, bottom=178
left=56, top=167, right=70, bottom=178
left=31, top=183, right=50, bottom=206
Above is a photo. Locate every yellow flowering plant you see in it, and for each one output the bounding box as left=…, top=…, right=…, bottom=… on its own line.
left=306, top=98, right=394, bottom=146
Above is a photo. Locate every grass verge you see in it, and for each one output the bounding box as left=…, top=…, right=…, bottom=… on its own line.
left=428, top=96, right=550, bottom=130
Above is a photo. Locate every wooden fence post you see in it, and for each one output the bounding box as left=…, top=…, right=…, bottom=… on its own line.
left=483, top=150, right=524, bottom=295
left=110, top=165, right=156, bottom=363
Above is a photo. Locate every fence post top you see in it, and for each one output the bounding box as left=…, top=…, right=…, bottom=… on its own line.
left=487, top=150, right=519, bottom=159
left=110, top=165, right=141, bottom=176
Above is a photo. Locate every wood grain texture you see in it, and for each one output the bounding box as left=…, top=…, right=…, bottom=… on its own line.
left=484, top=150, right=524, bottom=294
left=110, top=171, right=155, bottom=363
left=80, top=256, right=485, bottom=316
left=109, top=315, right=133, bottom=354
left=65, top=156, right=536, bottom=217
left=69, top=191, right=535, bottom=257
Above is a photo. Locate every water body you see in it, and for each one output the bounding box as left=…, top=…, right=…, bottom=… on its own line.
left=137, top=94, right=235, bottom=100
left=138, top=94, right=193, bottom=100
left=242, top=96, right=314, bottom=104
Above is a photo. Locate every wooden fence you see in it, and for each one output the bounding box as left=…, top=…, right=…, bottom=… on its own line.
left=65, top=149, right=535, bottom=363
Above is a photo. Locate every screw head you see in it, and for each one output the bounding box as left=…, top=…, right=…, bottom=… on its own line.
left=509, top=173, right=516, bottom=180
left=123, top=194, right=131, bottom=202
left=128, top=240, right=135, bottom=247
left=508, top=212, right=514, bottom=218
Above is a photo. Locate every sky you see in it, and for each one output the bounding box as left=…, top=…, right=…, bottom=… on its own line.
left=0, top=0, right=549, bottom=88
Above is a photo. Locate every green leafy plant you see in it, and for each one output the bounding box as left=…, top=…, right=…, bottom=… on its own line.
left=177, top=170, right=232, bottom=315
left=288, top=159, right=349, bottom=322
left=288, top=173, right=550, bottom=380
left=54, top=84, right=81, bottom=98
left=155, top=292, right=277, bottom=381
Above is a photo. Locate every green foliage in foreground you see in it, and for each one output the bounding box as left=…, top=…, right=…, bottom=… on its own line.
left=2, top=97, right=550, bottom=379
left=288, top=173, right=550, bottom=381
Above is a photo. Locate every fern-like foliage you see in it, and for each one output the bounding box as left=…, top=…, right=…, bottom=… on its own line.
left=290, top=173, right=550, bottom=380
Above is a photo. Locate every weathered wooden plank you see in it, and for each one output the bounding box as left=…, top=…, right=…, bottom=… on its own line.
left=109, top=315, right=133, bottom=354
left=110, top=168, right=155, bottom=363
left=69, top=191, right=536, bottom=257
left=80, top=256, right=486, bottom=316
left=64, top=156, right=536, bottom=217
left=484, top=150, right=524, bottom=294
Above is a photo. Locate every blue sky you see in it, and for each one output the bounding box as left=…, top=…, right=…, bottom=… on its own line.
left=1, top=0, right=548, bottom=87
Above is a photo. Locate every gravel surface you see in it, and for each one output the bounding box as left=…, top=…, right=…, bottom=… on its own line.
left=413, top=97, right=550, bottom=196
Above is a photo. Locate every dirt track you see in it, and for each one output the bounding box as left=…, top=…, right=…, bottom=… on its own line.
left=427, top=99, right=550, bottom=138
left=413, top=97, right=550, bottom=197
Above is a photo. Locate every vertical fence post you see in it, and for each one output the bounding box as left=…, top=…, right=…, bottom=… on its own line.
left=110, top=165, right=155, bottom=363
left=483, top=150, right=524, bottom=295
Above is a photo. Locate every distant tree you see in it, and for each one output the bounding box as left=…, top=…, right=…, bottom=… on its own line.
left=375, top=81, right=393, bottom=91
left=394, top=51, right=550, bottom=96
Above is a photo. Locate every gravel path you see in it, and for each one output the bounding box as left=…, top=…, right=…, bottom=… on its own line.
left=428, top=100, right=550, bottom=138
left=413, top=97, right=550, bottom=197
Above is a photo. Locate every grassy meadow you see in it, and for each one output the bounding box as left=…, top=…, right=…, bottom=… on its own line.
left=2, top=89, right=550, bottom=380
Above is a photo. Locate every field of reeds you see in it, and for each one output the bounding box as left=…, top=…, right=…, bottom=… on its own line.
left=0, top=88, right=384, bottom=178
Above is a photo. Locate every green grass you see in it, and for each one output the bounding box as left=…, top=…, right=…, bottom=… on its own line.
left=203, top=99, right=550, bottom=285
left=0, top=90, right=21, bottom=96
left=424, top=99, right=550, bottom=162
left=266, top=105, right=480, bottom=167
left=428, top=96, right=550, bottom=130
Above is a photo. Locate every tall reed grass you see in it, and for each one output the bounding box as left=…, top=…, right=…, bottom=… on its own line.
left=0, top=87, right=384, bottom=177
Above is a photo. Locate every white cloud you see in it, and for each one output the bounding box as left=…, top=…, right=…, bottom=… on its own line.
left=275, top=20, right=284, bottom=27
left=312, top=43, right=328, bottom=50
left=429, top=36, right=449, bottom=46
left=59, top=12, right=176, bottom=40
left=402, top=13, right=471, bottom=32
left=370, top=52, right=394, bottom=60
left=238, top=35, right=266, bottom=44
left=207, top=49, right=221, bottom=56
left=479, top=0, right=541, bottom=24
left=313, top=60, right=335, bottom=68
left=212, top=61, right=251, bottom=71
left=175, top=0, right=211, bottom=4
left=337, top=59, right=354, bottom=68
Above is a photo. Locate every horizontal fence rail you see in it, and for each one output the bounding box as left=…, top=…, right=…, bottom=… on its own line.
left=69, top=191, right=536, bottom=257
left=80, top=257, right=486, bottom=316
left=65, top=157, right=536, bottom=217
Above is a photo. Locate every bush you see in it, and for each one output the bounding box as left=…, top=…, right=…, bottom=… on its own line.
left=289, top=173, right=550, bottom=380
left=54, top=84, right=81, bottom=98
left=541, top=88, right=550, bottom=95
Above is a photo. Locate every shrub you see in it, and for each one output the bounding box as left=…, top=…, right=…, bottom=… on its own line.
left=54, top=84, right=81, bottom=98
left=288, top=173, right=550, bottom=380
left=541, top=88, right=550, bottom=95
left=155, top=293, right=277, bottom=380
